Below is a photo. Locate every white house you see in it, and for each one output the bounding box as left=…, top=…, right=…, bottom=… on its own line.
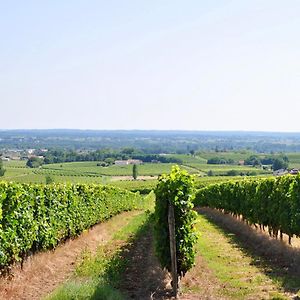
left=114, top=160, right=129, bottom=166
left=127, top=159, right=142, bottom=165
left=1, top=157, right=10, bottom=161
left=114, top=159, right=143, bottom=165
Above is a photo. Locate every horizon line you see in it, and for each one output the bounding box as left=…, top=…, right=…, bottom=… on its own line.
left=1, top=128, right=300, bottom=134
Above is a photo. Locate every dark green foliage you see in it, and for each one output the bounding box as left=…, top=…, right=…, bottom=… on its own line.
left=154, top=166, right=197, bottom=277
left=0, top=182, right=142, bottom=269
left=244, top=154, right=289, bottom=168
left=207, top=157, right=234, bottom=164
left=244, top=155, right=261, bottom=166
left=195, top=174, right=300, bottom=240
left=207, top=170, right=214, bottom=176
left=45, top=175, right=54, bottom=184
left=0, top=160, right=5, bottom=176
left=42, top=148, right=182, bottom=165
left=226, top=170, right=239, bottom=176
left=26, top=157, right=44, bottom=168
left=272, top=158, right=288, bottom=171
left=132, top=164, right=138, bottom=180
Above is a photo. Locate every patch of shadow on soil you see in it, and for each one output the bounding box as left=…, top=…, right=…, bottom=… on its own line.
left=197, top=207, right=300, bottom=298
left=115, top=220, right=173, bottom=300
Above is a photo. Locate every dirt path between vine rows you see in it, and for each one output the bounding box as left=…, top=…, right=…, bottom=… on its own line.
left=0, top=211, right=141, bottom=300
left=120, top=208, right=300, bottom=299
left=119, top=224, right=226, bottom=300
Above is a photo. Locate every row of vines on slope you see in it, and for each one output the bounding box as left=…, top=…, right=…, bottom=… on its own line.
left=195, top=174, right=300, bottom=243
left=154, top=166, right=198, bottom=279
left=0, top=182, right=143, bottom=270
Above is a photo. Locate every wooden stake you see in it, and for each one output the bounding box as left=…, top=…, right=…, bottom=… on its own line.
left=168, top=202, right=178, bottom=298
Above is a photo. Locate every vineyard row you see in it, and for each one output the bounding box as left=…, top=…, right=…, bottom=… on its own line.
left=0, top=182, right=142, bottom=269
left=195, top=174, right=300, bottom=242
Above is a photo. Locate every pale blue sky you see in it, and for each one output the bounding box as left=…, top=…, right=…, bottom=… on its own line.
left=1, top=1, right=300, bottom=131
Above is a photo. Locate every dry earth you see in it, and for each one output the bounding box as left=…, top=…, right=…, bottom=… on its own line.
left=119, top=224, right=226, bottom=300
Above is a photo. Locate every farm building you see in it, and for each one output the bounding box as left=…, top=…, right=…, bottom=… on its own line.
left=114, top=160, right=128, bottom=165
left=114, top=159, right=143, bottom=165
left=1, top=157, right=10, bottom=161
left=127, top=159, right=142, bottom=165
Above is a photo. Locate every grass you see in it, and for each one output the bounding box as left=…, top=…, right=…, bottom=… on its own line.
left=2, top=160, right=27, bottom=167
left=42, top=162, right=198, bottom=176
left=196, top=150, right=253, bottom=161
left=46, top=211, right=152, bottom=300
left=2, top=152, right=300, bottom=184
left=0, top=159, right=271, bottom=190
left=192, top=212, right=300, bottom=299
left=1, top=161, right=200, bottom=184
left=187, top=162, right=269, bottom=175
left=164, top=154, right=207, bottom=164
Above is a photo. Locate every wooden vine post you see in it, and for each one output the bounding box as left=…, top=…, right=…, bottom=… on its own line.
left=168, top=201, right=178, bottom=298
left=154, top=167, right=197, bottom=299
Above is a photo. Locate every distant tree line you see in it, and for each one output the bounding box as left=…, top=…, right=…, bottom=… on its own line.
left=33, top=148, right=182, bottom=166
left=206, top=154, right=289, bottom=172
left=5, top=129, right=300, bottom=153
left=244, top=154, right=289, bottom=171
left=207, top=157, right=235, bottom=164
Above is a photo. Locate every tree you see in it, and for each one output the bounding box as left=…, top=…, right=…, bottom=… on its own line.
left=121, top=147, right=135, bottom=155
left=45, top=175, right=54, bottom=184
left=272, top=158, right=288, bottom=171
left=244, top=155, right=261, bottom=166
left=0, top=159, right=5, bottom=176
left=189, top=150, right=195, bottom=156
left=207, top=170, right=214, bottom=176
left=226, top=169, right=238, bottom=176
left=132, top=164, right=138, bottom=180
left=26, top=157, right=44, bottom=168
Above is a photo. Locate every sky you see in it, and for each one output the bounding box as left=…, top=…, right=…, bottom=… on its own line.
left=1, top=0, right=300, bottom=131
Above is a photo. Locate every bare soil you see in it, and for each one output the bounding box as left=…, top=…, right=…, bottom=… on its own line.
left=180, top=255, right=227, bottom=300
left=0, top=211, right=140, bottom=300
left=119, top=224, right=226, bottom=300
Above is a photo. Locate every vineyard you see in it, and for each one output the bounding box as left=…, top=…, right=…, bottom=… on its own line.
left=0, top=181, right=142, bottom=270
left=195, top=174, right=300, bottom=243
left=1, top=169, right=300, bottom=299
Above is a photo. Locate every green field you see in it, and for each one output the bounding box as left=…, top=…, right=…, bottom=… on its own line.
left=3, top=151, right=300, bottom=187
left=1, top=160, right=198, bottom=184
left=164, top=153, right=207, bottom=164
left=196, top=150, right=253, bottom=161
left=187, top=163, right=268, bottom=175
left=42, top=162, right=198, bottom=176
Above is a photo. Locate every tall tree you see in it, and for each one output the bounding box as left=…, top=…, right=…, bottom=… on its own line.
left=0, top=159, right=5, bottom=176
left=272, top=158, right=288, bottom=171
left=132, top=164, right=138, bottom=180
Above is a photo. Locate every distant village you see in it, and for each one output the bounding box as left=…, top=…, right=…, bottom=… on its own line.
left=0, top=149, right=47, bottom=161
left=0, top=149, right=145, bottom=166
